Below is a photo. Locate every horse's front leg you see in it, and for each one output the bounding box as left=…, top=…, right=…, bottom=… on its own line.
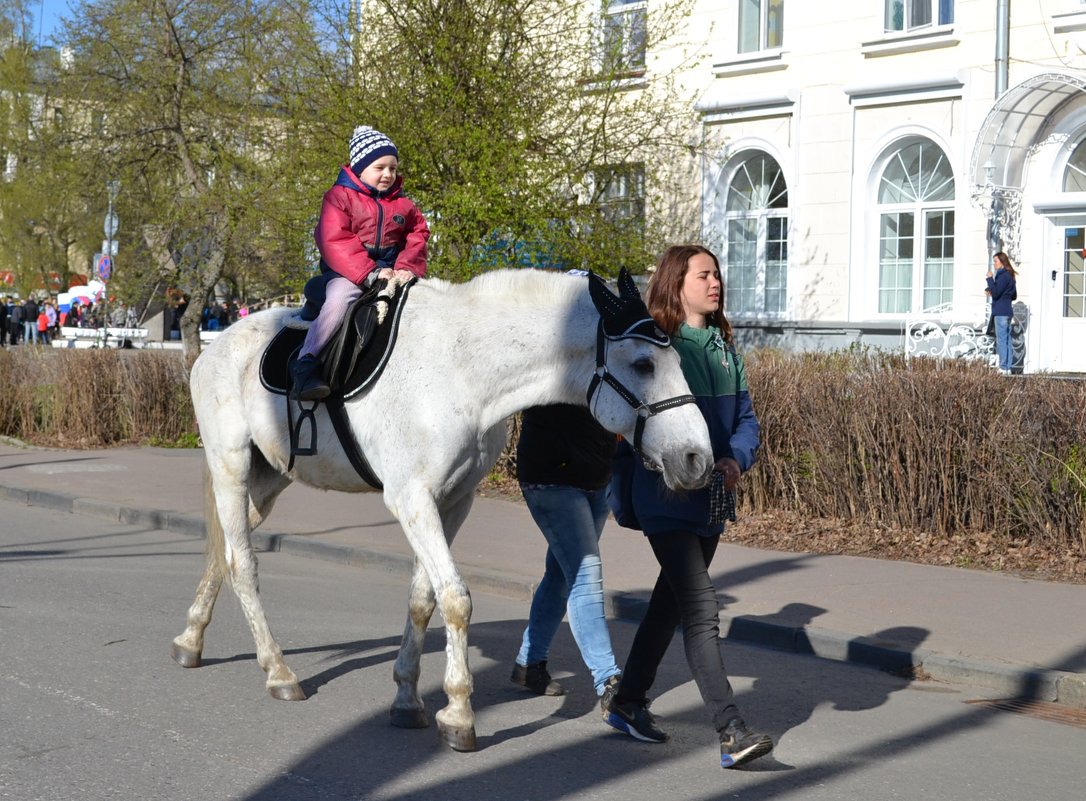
left=387, top=486, right=475, bottom=751
left=389, top=559, right=435, bottom=729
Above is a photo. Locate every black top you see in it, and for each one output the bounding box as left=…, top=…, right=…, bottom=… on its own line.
left=516, top=404, right=616, bottom=490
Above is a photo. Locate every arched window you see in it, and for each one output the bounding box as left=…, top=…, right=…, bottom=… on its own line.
left=876, top=139, right=955, bottom=313
left=723, top=153, right=788, bottom=316
left=1064, top=138, right=1086, bottom=192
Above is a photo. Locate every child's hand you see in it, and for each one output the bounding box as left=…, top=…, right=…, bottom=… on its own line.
left=377, top=268, right=394, bottom=281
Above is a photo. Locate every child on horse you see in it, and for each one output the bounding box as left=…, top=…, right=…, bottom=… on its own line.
left=291, top=125, right=430, bottom=400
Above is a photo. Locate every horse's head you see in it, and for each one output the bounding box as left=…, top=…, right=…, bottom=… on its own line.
left=586, top=270, right=713, bottom=491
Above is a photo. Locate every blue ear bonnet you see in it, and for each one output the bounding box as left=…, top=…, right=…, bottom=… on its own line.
left=587, top=268, right=670, bottom=346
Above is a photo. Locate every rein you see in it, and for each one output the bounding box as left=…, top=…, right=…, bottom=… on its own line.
left=585, top=318, right=696, bottom=464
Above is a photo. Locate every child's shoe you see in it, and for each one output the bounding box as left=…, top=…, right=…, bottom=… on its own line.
left=290, top=355, right=330, bottom=401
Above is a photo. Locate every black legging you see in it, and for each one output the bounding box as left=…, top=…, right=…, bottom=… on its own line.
left=617, top=529, right=739, bottom=732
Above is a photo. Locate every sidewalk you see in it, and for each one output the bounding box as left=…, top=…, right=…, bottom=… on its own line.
left=2, top=441, right=1084, bottom=709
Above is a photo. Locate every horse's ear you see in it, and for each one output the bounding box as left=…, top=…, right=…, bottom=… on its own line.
left=617, top=268, right=642, bottom=300
left=588, top=271, right=622, bottom=318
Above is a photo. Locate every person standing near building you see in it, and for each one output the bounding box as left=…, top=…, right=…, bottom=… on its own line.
left=986, top=252, right=1018, bottom=375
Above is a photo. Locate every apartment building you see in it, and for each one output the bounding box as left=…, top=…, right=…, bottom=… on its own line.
left=616, top=0, right=1086, bottom=372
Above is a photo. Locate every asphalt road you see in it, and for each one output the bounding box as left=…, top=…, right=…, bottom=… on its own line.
left=3, top=500, right=1085, bottom=801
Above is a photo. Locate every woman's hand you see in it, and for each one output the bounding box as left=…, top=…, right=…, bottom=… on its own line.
left=715, top=457, right=742, bottom=491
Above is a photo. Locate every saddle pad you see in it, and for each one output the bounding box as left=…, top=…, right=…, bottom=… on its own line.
left=259, top=281, right=414, bottom=398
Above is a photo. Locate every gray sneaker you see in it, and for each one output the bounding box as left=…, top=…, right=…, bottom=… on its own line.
left=599, top=674, right=621, bottom=720
left=719, top=716, right=773, bottom=768
left=605, top=696, right=668, bottom=743
left=510, top=661, right=564, bottom=696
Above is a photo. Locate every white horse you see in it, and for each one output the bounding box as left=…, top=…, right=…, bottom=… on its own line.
left=172, top=268, right=713, bottom=751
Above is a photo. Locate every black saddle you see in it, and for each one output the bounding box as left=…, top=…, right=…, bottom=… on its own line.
left=260, top=278, right=413, bottom=399
left=259, top=278, right=415, bottom=487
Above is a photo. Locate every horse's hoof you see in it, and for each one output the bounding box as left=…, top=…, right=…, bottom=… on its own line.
left=268, top=683, right=307, bottom=701
left=437, top=720, right=477, bottom=752
left=390, top=707, right=429, bottom=729
left=171, top=642, right=202, bottom=668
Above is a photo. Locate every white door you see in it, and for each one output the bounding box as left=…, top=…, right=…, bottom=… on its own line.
left=1046, top=225, right=1086, bottom=373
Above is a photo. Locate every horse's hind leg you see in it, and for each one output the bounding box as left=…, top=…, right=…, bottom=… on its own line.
left=389, top=559, right=436, bottom=729
left=176, top=444, right=304, bottom=700
left=172, top=452, right=290, bottom=670
left=171, top=469, right=225, bottom=668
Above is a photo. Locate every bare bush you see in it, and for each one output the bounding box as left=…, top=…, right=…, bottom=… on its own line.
left=0, top=348, right=195, bottom=447
left=2, top=346, right=1082, bottom=565
left=743, top=349, right=1086, bottom=556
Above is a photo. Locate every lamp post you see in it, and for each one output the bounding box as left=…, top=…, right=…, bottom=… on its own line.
left=101, top=180, right=120, bottom=347
left=983, top=160, right=1001, bottom=263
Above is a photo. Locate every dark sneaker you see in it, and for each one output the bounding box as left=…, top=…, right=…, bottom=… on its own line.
left=719, top=716, right=773, bottom=768
left=599, top=674, right=621, bottom=721
left=510, top=661, right=565, bottom=696
left=290, top=355, right=330, bottom=401
left=605, top=697, right=668, bottom=743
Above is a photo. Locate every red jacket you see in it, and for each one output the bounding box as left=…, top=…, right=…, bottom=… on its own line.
left=313, top=167, right=429, bottom=285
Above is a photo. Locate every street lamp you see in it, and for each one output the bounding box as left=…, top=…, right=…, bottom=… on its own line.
left=101, top=180, right=120, bottom=347
left=983, top=160, right=1001, bottom=262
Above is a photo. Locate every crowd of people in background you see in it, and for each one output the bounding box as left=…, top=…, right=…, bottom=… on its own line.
left=199, top=300, right=246, bottom=332
left=0, top=295, right=138, bottom=347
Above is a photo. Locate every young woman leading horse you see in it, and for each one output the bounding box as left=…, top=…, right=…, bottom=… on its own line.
left=171, top=268, right=713, bottom=752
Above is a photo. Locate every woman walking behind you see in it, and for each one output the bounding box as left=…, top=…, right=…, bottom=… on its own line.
left=604, top=244, right=773, bottom=769
left=510, top=404, right=623, bottom=705
left=986, top=252, right=1018, bottom=374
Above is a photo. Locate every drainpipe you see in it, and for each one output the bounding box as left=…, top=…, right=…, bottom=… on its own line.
left=995, top=0, right=1010, bottom=98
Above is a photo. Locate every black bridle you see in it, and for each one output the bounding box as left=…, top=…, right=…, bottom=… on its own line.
left=585, top=318, right=697, bottom=463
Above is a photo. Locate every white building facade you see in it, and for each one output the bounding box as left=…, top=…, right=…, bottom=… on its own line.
left=628, top=0, right=1086, bottom=373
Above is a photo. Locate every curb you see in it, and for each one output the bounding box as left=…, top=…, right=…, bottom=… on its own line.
left=5, top=481, right=1085, bottom=710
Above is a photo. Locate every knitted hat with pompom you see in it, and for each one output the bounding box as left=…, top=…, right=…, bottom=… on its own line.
left=348, top=125, right=397, bottom=176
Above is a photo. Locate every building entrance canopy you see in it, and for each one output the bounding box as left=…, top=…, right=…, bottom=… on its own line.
left=970, top=71, right=1086, bottom=191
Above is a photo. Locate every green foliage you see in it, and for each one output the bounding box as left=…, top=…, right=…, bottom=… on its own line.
left=4, top=0, right=707, bottom=364
left=303, top=0, right=702, bottom=278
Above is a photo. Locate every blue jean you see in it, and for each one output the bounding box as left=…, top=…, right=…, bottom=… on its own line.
left=24, top=320, right=37, bottom=344
left=516, top=485, right=621, bottom=695
left=994, top=315, right=1012, bottom=370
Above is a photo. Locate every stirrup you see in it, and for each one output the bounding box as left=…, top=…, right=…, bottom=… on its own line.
left=286, top=397, right=320, bottom=471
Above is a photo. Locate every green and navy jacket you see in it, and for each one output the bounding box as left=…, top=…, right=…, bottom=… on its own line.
left=629, top=323, right=760, bottom=537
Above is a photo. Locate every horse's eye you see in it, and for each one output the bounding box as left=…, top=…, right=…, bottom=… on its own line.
left=632, top=358, right=654, bottom=376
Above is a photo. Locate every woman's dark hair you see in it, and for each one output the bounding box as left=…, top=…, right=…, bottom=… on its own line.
left=645, top=244, right=733, bottom=342
left=994, top=251, right=1018, bottom=279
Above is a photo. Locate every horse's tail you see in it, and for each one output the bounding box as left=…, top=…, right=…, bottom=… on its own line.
left=203, top=462, right=230, bottom=585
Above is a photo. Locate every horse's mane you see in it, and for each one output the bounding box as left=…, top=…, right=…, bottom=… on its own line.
left=422, top=269, right=584, bottom=307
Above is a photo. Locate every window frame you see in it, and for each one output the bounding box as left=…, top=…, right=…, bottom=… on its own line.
left=719, top=152, right=790, bottom=319
left=601, top=0, right=648, bottom=75
left=874, top=139, right=957, bottom=315
left=738, top=0, right=784, bottom=55
left=593, top=162, right=647, bottom=233
left=884, top=0, right=954, bottom=34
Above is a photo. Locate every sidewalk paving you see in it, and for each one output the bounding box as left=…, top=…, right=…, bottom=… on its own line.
left=2, top=441, right=1084, bottom=709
